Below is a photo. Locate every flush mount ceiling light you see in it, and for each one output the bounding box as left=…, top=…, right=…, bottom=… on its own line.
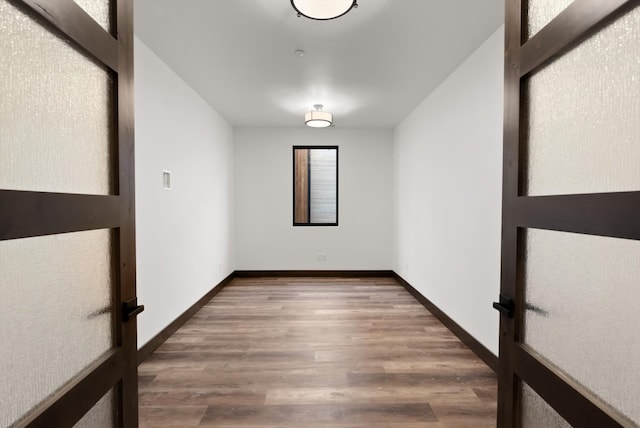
left=305, top=104, right=333, bottom=128
left=291, top=0, right=358, bottom=20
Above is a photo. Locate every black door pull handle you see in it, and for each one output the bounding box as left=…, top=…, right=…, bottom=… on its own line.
left=492, top=295, right=514, bottom=318
left=123, top=298, right=145, bottom=322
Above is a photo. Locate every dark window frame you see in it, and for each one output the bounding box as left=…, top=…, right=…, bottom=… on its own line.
left=292, top=145, right=339, bottom=227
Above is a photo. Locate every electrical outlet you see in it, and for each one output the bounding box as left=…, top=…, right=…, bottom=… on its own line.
left=317, top=252, right=327, bottom=262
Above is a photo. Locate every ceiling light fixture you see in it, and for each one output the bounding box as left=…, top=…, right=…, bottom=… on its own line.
left=291, top=0, right=358, bottom=20
left=305, top=104, right=333, bottom=128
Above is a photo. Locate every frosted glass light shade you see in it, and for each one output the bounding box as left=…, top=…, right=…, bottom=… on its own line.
left=291, top=0, right=357, bottom=20
left=305, top=110, right=333, bottom=128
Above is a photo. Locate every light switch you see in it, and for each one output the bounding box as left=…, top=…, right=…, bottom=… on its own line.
left=162, top=170, right=171, bottom=190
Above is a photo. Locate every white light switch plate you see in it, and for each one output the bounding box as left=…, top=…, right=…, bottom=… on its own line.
left=162, top=170, right=171, bottom=190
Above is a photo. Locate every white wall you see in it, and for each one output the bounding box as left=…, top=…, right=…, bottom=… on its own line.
left=234, top=128, right=393, bottom=270
left=393, top=26, right=504, bottom=355
left=135, top=37, right=234, bottom=348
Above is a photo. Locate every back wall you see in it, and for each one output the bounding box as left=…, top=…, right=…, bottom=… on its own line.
left=234, top=128, right=393, bottom=270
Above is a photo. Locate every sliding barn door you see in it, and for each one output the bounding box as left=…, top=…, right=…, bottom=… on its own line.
left=0, top=0, right=138, bottom=426
left=497, top=0, right=640, bottom=426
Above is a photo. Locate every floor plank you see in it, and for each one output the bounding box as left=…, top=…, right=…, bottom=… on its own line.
left=139, top=277, right=497, bottom=426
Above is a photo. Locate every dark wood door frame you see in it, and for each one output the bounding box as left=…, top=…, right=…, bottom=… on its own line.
left=498, top=0, right=639, bottom=427
left=0, top=0, right=137, bottom=426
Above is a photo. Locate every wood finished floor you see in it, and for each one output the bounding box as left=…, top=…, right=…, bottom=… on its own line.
left=138, top=277, right=497, bottom=427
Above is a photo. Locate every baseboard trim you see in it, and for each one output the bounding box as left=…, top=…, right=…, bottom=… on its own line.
left=234, top=270, right=395, bottom=278
left=392, top=272, right=498, bottom=373
left=137, top=272, right=235, bottom=365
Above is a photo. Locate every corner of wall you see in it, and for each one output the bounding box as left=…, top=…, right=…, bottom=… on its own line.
left=392, top=26, right=505, bottom=356
left=134, top=37, right=235, bottom=348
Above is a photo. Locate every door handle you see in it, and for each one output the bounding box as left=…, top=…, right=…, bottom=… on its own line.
left=492, top=295, right=514, bottom=318
left=123, top=297, right=144, bottom=322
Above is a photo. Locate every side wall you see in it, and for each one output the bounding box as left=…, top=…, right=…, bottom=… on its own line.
left=135, top=37, right=234, bottom=348
left=234, top=128, right=393, bottom=270
left=393, top=26, right=504, bottom=355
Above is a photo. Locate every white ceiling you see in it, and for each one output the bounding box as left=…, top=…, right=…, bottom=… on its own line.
left=134, top=0, right=504, bottom=129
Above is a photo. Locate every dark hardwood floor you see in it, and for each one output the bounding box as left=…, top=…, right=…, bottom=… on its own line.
left=138, top=277, right=497, bottom=427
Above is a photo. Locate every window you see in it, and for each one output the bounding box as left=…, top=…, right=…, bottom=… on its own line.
left=293, top=146, right=338, bottom=226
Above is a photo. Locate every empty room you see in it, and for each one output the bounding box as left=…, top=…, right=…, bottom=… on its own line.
left=1, top=0, right=638, bottom=427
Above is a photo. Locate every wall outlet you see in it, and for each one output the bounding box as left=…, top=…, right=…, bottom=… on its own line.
left=317, top=252, right=327, bottom=262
